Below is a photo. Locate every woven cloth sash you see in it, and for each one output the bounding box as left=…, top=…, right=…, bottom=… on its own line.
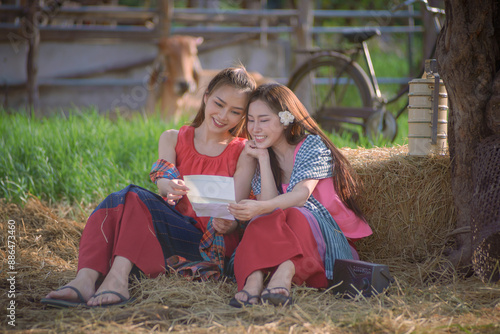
left=165, top=218, right=226, bottom=281
left=287, top=135, right=353, bottom=279
left=150, top=159, right=181, bottom=184
left=149, top=159, right=226, bottom=279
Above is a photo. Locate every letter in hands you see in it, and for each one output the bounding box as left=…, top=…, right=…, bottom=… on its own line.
left=228, top=199, right=265, bottom=222
left=157, top=178, right=190, bottom=205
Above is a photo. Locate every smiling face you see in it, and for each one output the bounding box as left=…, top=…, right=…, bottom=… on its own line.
left=247, top=99, right=286, bottom=149
left=203, top=85, right=249, bottom=133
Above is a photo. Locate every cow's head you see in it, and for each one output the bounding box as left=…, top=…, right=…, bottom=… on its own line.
left=158, top=35, right=204, bottom=96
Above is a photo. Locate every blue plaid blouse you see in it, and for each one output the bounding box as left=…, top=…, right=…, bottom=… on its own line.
left=252, top=135, right=353, bottom=279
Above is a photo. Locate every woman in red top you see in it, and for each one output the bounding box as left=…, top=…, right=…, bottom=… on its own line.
left=42, top=67, right=257, bottom=308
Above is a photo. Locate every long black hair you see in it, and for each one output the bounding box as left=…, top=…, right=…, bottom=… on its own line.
left=245, top=83, right=365, bottom=220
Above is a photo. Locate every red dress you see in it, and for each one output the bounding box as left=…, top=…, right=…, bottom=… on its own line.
left=234, top=138, right=371, bottom=290
left=234, top=207, right=330, bottom=290
left=172, top=126, right=244, bottom=255
left=77, top=126, right=245, bottom=277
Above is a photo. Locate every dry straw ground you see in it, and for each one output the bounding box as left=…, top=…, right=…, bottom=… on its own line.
left=1, top=145, right=499, bottom=333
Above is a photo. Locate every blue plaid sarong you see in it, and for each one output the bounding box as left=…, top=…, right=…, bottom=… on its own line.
left=97, top=184, right=228, bottom=280
left=252, top=135, right=353, bottom=279
left=148, top=159, right=228, bottom=279
left=164, top=217, right=226, bottom=280
left=93, top=184, right=204, bottom=262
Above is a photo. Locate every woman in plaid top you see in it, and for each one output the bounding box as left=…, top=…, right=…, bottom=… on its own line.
left=42, top=67, right=257, bottom=308
left=228, top=83, right=372, bottom=307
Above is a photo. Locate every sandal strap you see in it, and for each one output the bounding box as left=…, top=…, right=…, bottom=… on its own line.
left=92, top=290, right=128, bottom=302
left=57, top=286, right=86, bottom=303
left=237, top=289, right=260, bottom=303
left=261, top=287, right=290, bottom=297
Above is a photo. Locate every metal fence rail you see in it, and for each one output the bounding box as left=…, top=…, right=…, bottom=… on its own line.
left=0, top=1, right=428, bottom=111
left=0, top=6, right=423, bottom=40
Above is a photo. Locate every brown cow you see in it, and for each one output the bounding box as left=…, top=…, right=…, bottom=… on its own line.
left=146, top=35, right=204, bottom=123
left=146, top=35, right=271, bottom=123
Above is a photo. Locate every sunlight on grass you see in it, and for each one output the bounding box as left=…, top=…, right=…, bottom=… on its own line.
left=0, top=109, right=175, bottom=205
left=1, top=107, right=409, bottom=205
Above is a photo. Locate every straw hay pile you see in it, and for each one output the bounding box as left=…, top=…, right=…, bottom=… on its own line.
left=344, top=145, right=457, bottom=266
left=1, top=145, right=499, bottom=333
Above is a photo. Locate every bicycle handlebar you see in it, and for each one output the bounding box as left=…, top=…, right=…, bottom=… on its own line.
left=392, top=0, right=445, bottom=15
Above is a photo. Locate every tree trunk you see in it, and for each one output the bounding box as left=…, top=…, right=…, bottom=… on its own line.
left=435, top=0, right=500, bottom=281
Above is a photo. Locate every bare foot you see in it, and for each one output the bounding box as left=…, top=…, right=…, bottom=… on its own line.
left=87, top=256, right=132, bottom=307
left=44, top=268, right=99, bottom=303
left=234, top=270, right=264, bottom=305
left=263, top=260, right=295, bottom=297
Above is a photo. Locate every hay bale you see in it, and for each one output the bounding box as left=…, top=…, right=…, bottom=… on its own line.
left=0, top=145, right=456, bottom=271
left=341, top=145, right=456, bottom=264
left=4, top=145, right=500, bottom=334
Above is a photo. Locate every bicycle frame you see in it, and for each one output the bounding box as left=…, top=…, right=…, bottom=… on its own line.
left=337, top=0, right=445, bottom=114
left=326, top=36, right=384, bottom=108
left=361, top=40, right=382, bottom=101
left=287, top=0, right=445, bottom=142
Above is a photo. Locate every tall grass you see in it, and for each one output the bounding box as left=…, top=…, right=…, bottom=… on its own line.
left=0, top=109, right=178, bottom=205
left=0, top=108, right=408, bottom=206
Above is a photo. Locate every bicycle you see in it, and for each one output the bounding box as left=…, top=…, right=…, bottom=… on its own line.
left=286, top=0, right=445, bottom=142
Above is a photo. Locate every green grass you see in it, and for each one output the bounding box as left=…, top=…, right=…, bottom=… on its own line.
left=0, top=109, right=178, bottom=205
left=0, top=108, right=408, bottom=206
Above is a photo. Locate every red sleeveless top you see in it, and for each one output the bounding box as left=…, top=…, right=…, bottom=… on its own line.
left=174, top=125, right=246, bottom=234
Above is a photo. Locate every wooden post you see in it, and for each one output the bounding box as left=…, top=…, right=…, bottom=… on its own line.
left=296, top=0, right=313, bottom=50
left=259, top=0, right=268, bottom=47
left=158, top=0, right=173, bottom=38
left=26, top=0, right=40, bottom=115
left=407, top=3, right=415, bottom=78
left=294, top=0, right=313, bottom=71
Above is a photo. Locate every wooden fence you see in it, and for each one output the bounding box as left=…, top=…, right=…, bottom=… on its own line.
left=0, top=0, right=431, bottom=113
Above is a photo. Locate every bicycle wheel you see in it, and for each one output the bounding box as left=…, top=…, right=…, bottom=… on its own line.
left=287, top=52, right=376, bottom=135
left=365, top=109, right=397, bottom=143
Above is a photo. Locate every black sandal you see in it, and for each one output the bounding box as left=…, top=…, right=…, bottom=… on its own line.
left=229, top=290, right=260, bottom=308
left=261, top=287, right=293, bottom=306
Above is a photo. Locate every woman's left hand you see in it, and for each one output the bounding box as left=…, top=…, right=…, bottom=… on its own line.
left=212, top=218, right=237, bottom=234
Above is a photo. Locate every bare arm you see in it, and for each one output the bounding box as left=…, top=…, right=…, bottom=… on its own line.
left=254, top=150, right=279, bottom=201
left=229, top=140, right=319, bottom=220
left=239, top=140, right=278, bottom=201
left=212, top=141, right=258, bottom=235
left=228, top=179, right=318, bottom=221
left=233, top=141, right=258, bottom=203
left=156, top=129, right=189, bottom=204
left=158, top=129, right=178, bottom=162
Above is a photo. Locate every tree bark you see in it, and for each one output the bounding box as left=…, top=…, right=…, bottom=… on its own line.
left=435, top=0, right=500, bottom=280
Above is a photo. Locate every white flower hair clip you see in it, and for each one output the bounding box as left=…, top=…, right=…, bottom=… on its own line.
left=278, top=110, right=295, bottom=126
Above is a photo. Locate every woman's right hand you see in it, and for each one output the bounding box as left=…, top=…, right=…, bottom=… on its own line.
left=157, top=178, right=189, bottom=205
